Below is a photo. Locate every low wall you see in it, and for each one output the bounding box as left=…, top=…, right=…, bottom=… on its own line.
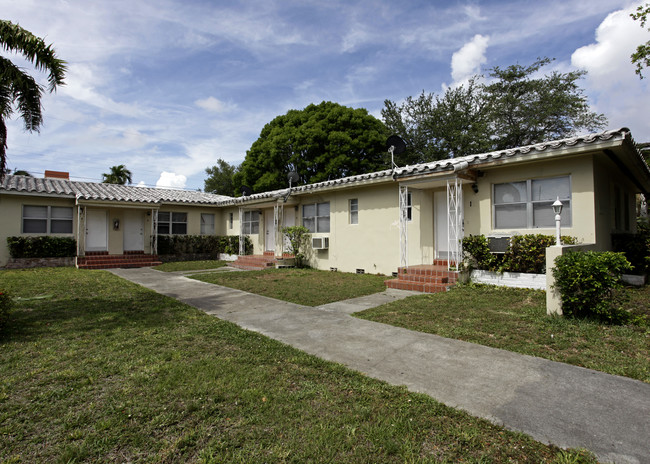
left=470, top=270, right=546, bottom=290
left=2, top=257, right=75, bottom=269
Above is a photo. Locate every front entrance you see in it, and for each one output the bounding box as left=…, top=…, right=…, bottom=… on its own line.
left=86, top=209, right=108, bottom=252
left=265, top=210, right=275, bottom=251
left=434, top=190, right=449, bottom=259
left=124, top=210, right=144, bottom=251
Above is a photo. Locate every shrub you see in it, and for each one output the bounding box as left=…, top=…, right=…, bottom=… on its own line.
left=553, top=251, right=632, bottom=324
left=612, top=218, right=650, bottom=274
left=156, top=235, right=252, bottom=257
left=0, top=290, right=12, bottom=331
left=282, top=226, right=311, bottom=268
left=7, top=236, right=76, bottom=259
left=462, top=234, right=496, bottom=270
left=500, top=234, right=577, bottom=274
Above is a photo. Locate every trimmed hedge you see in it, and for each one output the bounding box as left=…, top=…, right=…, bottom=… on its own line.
left=462, top=234, right=576, bottom=274
left=156, top=235, right=252, bottom=256
left=553, top=251, right=632, bottom=324
left=7, top=236, right=77, bottom=259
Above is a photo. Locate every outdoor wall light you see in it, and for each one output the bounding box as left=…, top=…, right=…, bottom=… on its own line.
left=552, top=197, right=563, bottom=245
left=471, top=183, right=479, bottom=194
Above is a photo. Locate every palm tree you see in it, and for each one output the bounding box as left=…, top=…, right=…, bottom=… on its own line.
left=12, top=168, right=31, bottom=176
left=0, top=20, right=67, bottom=179
left=102, top=165, right=133, bottom=185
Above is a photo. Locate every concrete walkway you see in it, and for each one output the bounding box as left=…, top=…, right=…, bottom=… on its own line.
left=109, top=267, right=650, bottom=464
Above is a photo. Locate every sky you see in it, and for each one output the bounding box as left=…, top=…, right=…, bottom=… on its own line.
left=2, top=0, right=650, bottom=191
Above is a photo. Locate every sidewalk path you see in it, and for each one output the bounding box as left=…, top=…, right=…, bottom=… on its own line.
left=110, top=267, right=650, bottom=464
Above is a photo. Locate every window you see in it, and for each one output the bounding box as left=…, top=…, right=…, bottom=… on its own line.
left=200, top=213, right=215, bottom=235
left=242, top=211, right=259, bottom=234
left=493, top=176, right=571, bottom=229
left=349, top=199, right=358, bottom=224
left=303, top=202, right=330, bottom=233
left=158, top=212, right=188, bottom=235
left=22, top=205, right=73, bottom=234
left=229, top=212, right=234, bottom=229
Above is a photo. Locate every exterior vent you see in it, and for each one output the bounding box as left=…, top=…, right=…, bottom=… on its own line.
left=356, top=269, right=365, bottom=274
left=44, top=170, right=70, bottom=179
left=312, top=237, right=329, bottom=249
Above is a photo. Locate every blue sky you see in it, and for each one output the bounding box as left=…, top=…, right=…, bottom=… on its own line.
left=2, top=0, right=649, bottom=191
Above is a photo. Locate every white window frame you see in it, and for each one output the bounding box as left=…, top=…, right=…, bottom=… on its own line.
left=158, top=211, right=188, bottom=235
left=349, top=199, right=358, bottom=225
left=242, top=211, right=259, bottom=234
left=493, top=175, right=572, bottom=229
left=22, top=205, right=73, bottom=234
left=200, top=213, right=215, bottom=235
left=302, top=202, right=330, bottom=233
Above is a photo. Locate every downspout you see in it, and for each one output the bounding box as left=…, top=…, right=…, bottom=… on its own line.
left=75, top=194, right=83, bottom=267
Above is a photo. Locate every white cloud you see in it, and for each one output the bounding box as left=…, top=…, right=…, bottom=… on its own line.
left=571, top=5, right=650, bottom=140
left=451, top=34, right=489, bottom=84
left=156, top=172, right=187, bottom=189
left=195, top=96, right=232, bottom=113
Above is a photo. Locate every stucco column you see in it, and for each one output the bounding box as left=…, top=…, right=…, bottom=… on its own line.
left=545, top=245, right=565, bottom=315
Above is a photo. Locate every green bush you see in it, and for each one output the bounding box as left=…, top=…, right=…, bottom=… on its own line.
left=156, top=235, right=252, bottom=256
left=612, top=218, right=650, bottom=274
left=7, top=236, right=76, bottom=259
left=500, top=234, right=577, bottom=274
left=553, top=251, right=632, bottom=324
left=462, top=234, right=497, bottom=270
left=282, top=226, right=311, bottom=268
left=0, top=290, right=12, bottom=331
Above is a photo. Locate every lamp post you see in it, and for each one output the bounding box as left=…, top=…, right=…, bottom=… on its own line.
left=552, top=197, right=563, bottom=246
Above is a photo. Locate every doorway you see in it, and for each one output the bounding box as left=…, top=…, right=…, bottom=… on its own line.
left=85, top=209, right=108, bottom=252
left=124, top=210, right=144, bottom=251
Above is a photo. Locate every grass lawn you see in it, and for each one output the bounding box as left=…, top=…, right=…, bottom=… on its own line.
left=190, top=268, right=388, bottom=306
left=0, top=268, right=595, bottom=463
left=154, top=260, right=228, bottom=272
left=356, top=284, right=650, bottom=383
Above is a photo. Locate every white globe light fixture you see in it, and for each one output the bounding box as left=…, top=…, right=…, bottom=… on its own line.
left=552, top=197, right=563, bottom=246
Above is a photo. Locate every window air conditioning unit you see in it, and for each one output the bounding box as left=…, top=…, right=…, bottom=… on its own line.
left=312, top=237, right=329, bottom=250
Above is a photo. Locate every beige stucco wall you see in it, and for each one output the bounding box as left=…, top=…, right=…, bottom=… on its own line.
left=0, top=194, right=77, bottom=266
left=464, top=154, right=598, bottom=245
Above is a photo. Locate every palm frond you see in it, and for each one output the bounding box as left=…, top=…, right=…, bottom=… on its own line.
left=0, top=56, right=44, bottom=130
left=0, top=20, right=66, bottom=92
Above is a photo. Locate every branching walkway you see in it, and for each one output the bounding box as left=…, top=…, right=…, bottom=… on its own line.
left=110, top=267, right=650, bottom=464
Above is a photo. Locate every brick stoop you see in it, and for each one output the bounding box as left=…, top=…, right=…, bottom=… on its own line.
left=77, top=251, right=162, bottom=270
left=385, top=260, right=459, bottom=293
left=231, top=252, right=295, bottom=271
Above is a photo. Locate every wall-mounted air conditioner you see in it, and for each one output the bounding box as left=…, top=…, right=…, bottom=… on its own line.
left=312, top=237, right=329, bottom=250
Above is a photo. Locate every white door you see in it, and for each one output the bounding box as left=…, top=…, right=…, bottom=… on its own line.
left=434, top=191, right=449, bottom=259
left=265, top=210, right=275, bottom=251
left=124, top=210, right=144, bottom=251
left=86, top=209, right=108, bottom=252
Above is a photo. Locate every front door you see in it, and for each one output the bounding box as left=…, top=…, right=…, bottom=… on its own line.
left=124, top=210, right=144, bottom=251
left=86, top=209, right=108, bottom=252
left=265, top=209, right=275, bottom=251
left=434, top=190, right=449, bottom=259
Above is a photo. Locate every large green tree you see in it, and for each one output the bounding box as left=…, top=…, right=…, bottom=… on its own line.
left=382, top=58, right=607, bottom=164
left=234, top=101, right=389, bottom=194
left=102, top=164, right=133, bottom=185
left=204, top=159, right=238, bottom=196
left=0, top=20, right=66, bottom=178
left=631, top=3, right=650, bottom=78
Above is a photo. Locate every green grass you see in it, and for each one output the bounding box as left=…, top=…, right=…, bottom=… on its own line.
left=190, top=268, right=388, bottom=306
left=154, top=260, right=228, bottom=272
left=356, top=284, right=650, bottom=383
left=0, top=268, right=596, bottom=463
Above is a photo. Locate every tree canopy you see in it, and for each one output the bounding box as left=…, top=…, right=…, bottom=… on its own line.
left=234, top=101, right=389, bottom=194
left=631, top=3, right=650, bottom=78
left=204, top=159, right=238, bottom=197
left=0, top=20, right=67, bottom=178
left=102, top=165, right=133, bottom=185
left=382, top=58, right=607, bottom=165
